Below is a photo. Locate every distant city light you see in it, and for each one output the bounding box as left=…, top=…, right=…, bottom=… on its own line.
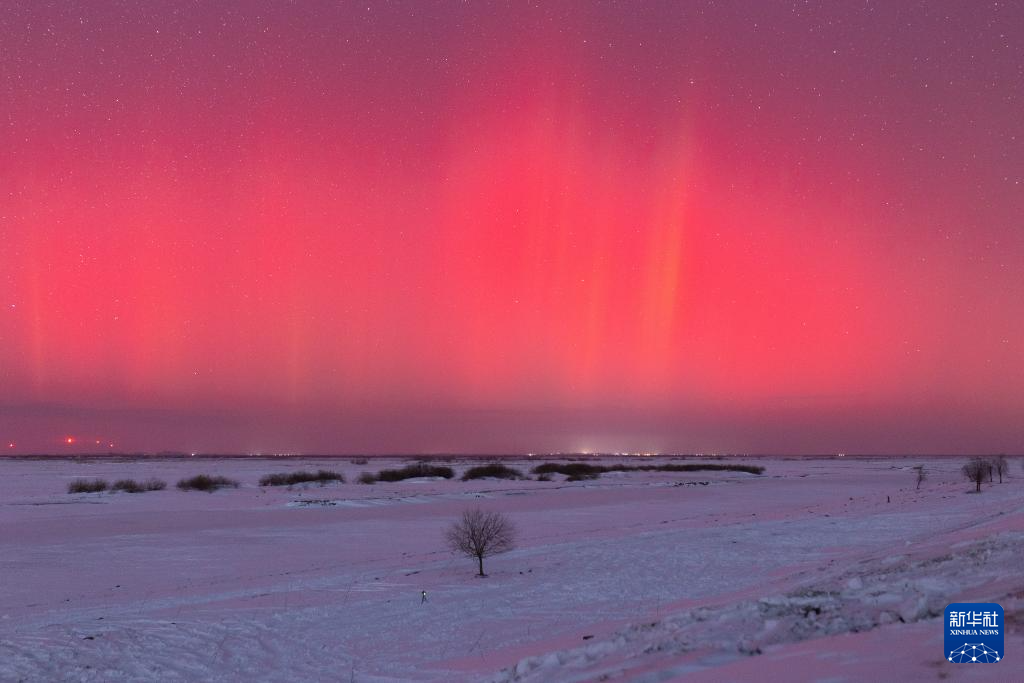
left=64, top=436, right=75, bottom=445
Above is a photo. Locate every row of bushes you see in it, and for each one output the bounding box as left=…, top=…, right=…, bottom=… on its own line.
left=259, top=470, right=344, bottom=487
left=355, top=461, right=759, bottom=484
left=68, top=476, right=236, bottom=494
left=356, top=462, right=527, bottom=484
left=461, top=463, right=523, bottom=481
left=115, top=478, right=166, bottom=493
left=530, top=462, right=765, bottom=480
left=68, top=478, right=166, bottom=494
left=363, top=463, right=455, bottom=484
left=69, top=461, right=763, bottom=494
left=177, top=474, right=239, bottom=492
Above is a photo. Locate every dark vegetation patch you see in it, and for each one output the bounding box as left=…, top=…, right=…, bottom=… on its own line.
left=259, top=470, right=344, bottom=487
left=111, top=478, right=166, bottom=493
left=567, top=473, right=601, bottom=482
left=357, top=471, right=377, bottom=485
left=176, top=474, right=240, bottom=492
left=461, top=464, right=524, bottom=481
left=67, top=479, right=109, bottom=494
left=532, top=463, right=606, bottom=477
left=648, top=463, right=765, bottom=475
left=112, top=479, right=144, bottom=493
left=375, top=463, right=455, bottom=482
left=531, top=462, right=765, bottom=480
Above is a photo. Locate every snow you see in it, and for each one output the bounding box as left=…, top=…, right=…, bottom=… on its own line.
left=0, top=456, right=1020, bottom=681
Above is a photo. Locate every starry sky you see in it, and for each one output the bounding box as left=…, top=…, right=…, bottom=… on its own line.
left=2, top=1, right=1022, bottom=455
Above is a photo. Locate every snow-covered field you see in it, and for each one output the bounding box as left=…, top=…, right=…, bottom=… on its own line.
left=0, top=456, right=1020, bottom=682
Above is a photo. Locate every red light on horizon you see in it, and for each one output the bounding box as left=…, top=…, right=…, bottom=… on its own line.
left=64, top=436, right=76, bottom=445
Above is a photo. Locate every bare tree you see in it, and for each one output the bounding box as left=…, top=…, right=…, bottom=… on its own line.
left=993, top=455, right=1009, bottom=483
left=962, top=458, right=987, bottom=493
left=913, top=465, right=926, bottom=490
left=445, top=507, right=516, bottom=576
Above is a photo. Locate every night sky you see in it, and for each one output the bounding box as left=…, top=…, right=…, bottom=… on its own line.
left=2, top=1, right=1022, bottom=455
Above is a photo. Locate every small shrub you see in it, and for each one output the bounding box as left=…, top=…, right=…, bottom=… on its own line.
left=536, top=473, right=552, bottom=482
left=259, top=470, right=344, bottom=487
left=376, top=463, right=454, bottom=482
left=350, top=457, right=369, bottom=465
left=357, top=471, right=377, bottom=485
left=566, top=473, right=600, bottom=482
left=143, top=478, right=167, bottom=491
left=68, top=478, right=108, bottom=494
left=177, top=474, right=239, bottom=492
left=461, top=464, right=523, bottom=481
left=111, top=479, right=145, bottom=493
